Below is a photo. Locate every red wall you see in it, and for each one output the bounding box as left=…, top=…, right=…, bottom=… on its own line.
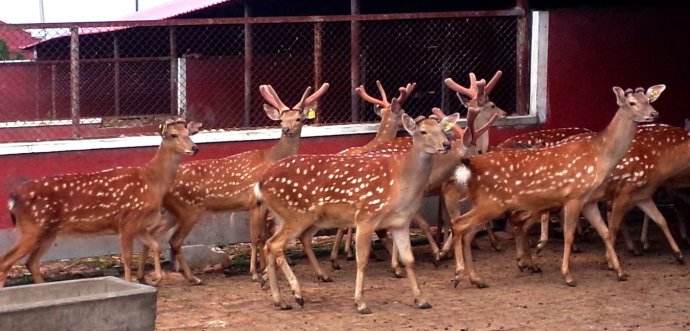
left=1, top=6, right=688, bottom=228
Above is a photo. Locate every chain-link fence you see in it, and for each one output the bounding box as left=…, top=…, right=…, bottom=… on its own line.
left=0, top=11, right=521, bottom=143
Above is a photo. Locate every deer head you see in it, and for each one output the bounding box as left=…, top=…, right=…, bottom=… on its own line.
left=159, top=117, right=202, bottom=156
left=402, top=102, right=458, bottom=155
left=613, top=85, right=664, bottom=123
left=445, top=71, right=507, bottom=152
left=355, top=81, right=416, bottom=137
left=260, top=83, right=330, bottom=137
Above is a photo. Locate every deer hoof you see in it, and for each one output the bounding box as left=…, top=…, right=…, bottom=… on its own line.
left=356, top=303, right=372, bottom=315
left=617, top=273, right=629, bottom=282
left=530, top=265, right=542, bottom=273
left=188, top=276, right=203, bottom=285
left=317, top=275, right=333, bottom=283
left=536, top=240, right=547, bottom=251
left=295, top=296, right=305, bottom=307
left=393, top=269, right=405, bottom=278
left=275, top=302, right=292, bottom=310
left=491, top=243, right=503, bottom=252
left=565, top=279, right=577, bottom=287
left=346, top=255, right=355, bottom=261
left=452, top=278, right=460, bottom=288
left=415, top=299, right=432, bottom=309
left=674, top=252, right=685, bottom=264
left=471, top=279, right=488, bottom=289
left=330, top=261, right=342, bottom=270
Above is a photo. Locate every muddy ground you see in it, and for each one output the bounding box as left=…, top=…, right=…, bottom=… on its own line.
left=150, top=232, right=690, bottom=331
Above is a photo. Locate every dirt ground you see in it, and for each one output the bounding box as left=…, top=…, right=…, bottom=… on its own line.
left=154, top=233, right=690, bottom=331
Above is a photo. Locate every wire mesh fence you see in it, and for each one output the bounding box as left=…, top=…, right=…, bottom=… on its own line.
left=0, top=12, right=520, bottom=143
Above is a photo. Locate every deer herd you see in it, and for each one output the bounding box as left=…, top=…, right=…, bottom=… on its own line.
left=0, top=70, right=687, bottom=315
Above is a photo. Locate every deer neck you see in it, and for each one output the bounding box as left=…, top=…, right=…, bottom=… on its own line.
left=398, top=143, right=434, bottom=196
left=473, top=112, right=492, bottom=153
left=597, top=109, right=638, bottom=172
left=266, top=131, right=300, bottom=162
left=373, top=114, right=399, bottom=143
left=145, top=143, right=183, bottom=194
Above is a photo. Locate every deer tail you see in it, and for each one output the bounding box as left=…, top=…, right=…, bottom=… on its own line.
left=253, top=182, right=263, bottom=205
left=453, top=159, right=472, bottom=186
left=7, top=192, right=18, bottom=226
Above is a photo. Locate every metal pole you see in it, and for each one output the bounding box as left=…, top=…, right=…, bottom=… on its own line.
left=169, top=27, right=178, bottom=115
left=515, top=0, right=531, bottom=115
left=69, top=27, right=80, bottom=137
left=243, top=1, right=252, bottom=127
left=350, top=0, right=360, bottom=122
left=50, top=64, right=56, bottom=119
left=313, top=22, right=323, bottom=124
left=113, top=35, right=120, bottom=116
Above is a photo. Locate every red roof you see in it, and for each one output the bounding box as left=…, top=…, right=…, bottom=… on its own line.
left=21, top=0, right=237, bottom=49
left=121, top=0, right=235, bottom=21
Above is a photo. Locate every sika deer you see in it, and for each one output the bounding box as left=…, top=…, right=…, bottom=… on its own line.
left=256, top=105, right=459, bottom=313
left=328, top=72, right=507, bottom=273
left=331, top=81, right=417, bottom=263
left=161, top=83, right=329, bottom=284
left=448, top=85, right=665, bottom=287
left=0, top=118, right=201, bottom=287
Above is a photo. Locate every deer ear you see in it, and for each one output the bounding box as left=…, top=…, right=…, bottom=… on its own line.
left=646, top=84, right=666, bottom=103
left=401, top=113, right=416, bottom=135
left=612, top=86, right=626, bottom=106
left=158, top=123, right=167, bottom=136
left=456, top=92, right=470, bottom=108
left=187, top=121, right=203, bottom=135
left=439, top=113, right=461, bottom=133
left=373, top=105, right=382, bottom=118
left=263, top=104, right=281, bottom=121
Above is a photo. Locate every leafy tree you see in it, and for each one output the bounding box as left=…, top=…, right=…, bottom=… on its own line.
left=0, top=39, right=9, bottom=60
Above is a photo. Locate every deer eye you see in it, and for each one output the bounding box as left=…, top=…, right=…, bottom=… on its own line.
left=420, top=130, right=428, bottom=135
left=296, top=118, right=301, bottom=122
left=629, top=101, right=637, bottom=107
left=170, top=134, right=179, bottom=138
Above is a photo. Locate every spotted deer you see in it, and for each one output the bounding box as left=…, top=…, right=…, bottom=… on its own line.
left=447, top=85, right=665, bottom=288
left=0, top=118, right=201, bottom=287
left=328, top=71, right=507, bottom=273
left=159, top=83, right=329, bottom=285
left=330, top=81, right=419, bottom=264
left=255, top=105, right=459, bottom=313
left=598, top=124, right=690, bottom=264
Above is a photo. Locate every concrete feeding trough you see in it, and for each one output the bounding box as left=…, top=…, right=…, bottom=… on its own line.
left=0, top=276, right=157, bottom=331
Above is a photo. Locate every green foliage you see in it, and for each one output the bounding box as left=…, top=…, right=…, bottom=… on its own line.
left=0, top=39, right=9, bottom=60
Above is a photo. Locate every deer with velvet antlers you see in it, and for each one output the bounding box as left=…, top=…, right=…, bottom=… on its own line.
left=159, top=83, right=329, bottom=284
left=255, top=104, right=459, bottom=313
left=0, top=118, right=201, bottom=287
left=446, top=84, right=665, bottom=288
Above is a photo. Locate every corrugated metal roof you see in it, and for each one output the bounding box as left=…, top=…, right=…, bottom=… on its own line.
left=21, top=0, right=237, bottom=49
left=120, top=0, right=235, bottom=21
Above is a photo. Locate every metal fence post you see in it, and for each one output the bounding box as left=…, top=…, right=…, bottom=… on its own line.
left=69, top=27, right=80, bottom=137
left=350, top=0, right=361, bottom=123
left=313, top=21, right=323, bottom=124
left=516, top=0, right=531, bottom=115
left=113, top=35, right=120, bottom=116
left=169, top=26, right=178, bottom=115
left=243, top=1, right=252, bottom=127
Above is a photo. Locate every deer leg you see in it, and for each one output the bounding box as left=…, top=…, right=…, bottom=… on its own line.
left=137, top=246, right=149, bottom=283
left=330, top=228, right=346, bottom=270
left=138, top=232, right=163, bottom=286
left=265, top=218, right=310, bottom=310
left=607, top=199, right=632, bottom=267
left=344, top=228, right=354, bottom=260
left=514, top=221, right=539, bottom=273
left=249, top=206, right=269, bottom=282
left=353, top=222, right=375, bottom=314
left=378, top=229, right=402, bottom=277
left=641, top=214, right=651, bottom=251
left=412, top=214, right=440, bottom=262
left=25, top=232, right=57, bottom=284
left=581, top=202, right=626, bottom=281
left=299, top=225, right=332, bottom=282
left=119, top=230, right=135, bottom=283
left=536, top=211, right=550, bottom=253
left=484, top=221, right=502, bottom=252
left=167, top=210, right=203, bottom=285
left=637, top=199, right=684, bottom=264
left=390, top=225, right=431, bottom=309
left=561, top=201, right=582, bottom=287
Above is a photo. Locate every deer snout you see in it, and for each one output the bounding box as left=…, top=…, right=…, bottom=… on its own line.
left=440, top=141, right=451, bottom=153
left=191, top=145, right=200, bottom=155
left=650, top=110, right=659, bottom=119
